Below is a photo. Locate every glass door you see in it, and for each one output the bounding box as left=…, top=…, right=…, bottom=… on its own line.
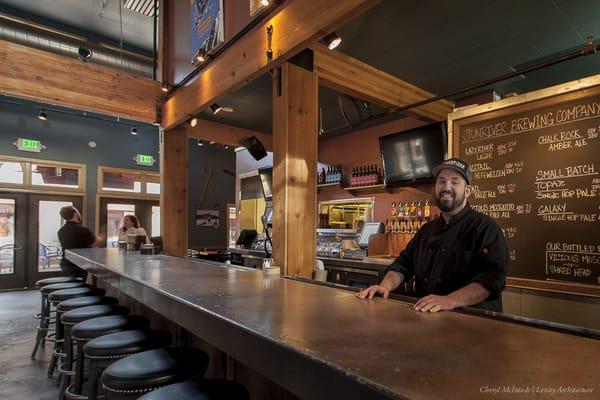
left=0, top=194, right=27, bottom=290
left=27, top=194, right=83, bottom=285
left=99, top=197, right=159, bottom=247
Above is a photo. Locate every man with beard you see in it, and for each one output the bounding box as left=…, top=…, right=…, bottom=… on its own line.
left=357, top=158, right=508, bottom=312
left=57, top=206, right=97, bottom=280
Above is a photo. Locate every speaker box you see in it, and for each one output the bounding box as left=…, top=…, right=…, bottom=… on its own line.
left=241, top=136, right=267, bottom=161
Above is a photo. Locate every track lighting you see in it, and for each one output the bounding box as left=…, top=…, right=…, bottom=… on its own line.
left=209, top=103, right=223, bottom=115
left=78, top=47, right=93, bottom=59
left=209, top=141, right=216, bottom=145
left=37, top=109, right=48, bottom=121
left=224, top=144, right=229, bottom=149
left=260, top=0, right=269, bottom=6
left=194, top=49, right=207, bottom=64
left=161, top=81, right=169, bottom=93
left=197, top=139, right=204, bottom=146
left=130, top=126, right=138, bottom=135
left=323, top=32, right=342, bottom=50
left=190, top=117, right=198, bottom=128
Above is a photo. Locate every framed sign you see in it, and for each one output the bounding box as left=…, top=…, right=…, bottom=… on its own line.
left=191, top=0, right=224, bottom=63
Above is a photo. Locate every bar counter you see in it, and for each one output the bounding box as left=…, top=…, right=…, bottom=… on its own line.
left=66, top=248, right=599, bottom=400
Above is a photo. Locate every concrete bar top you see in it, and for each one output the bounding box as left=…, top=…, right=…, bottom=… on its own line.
left=67, top=248, right=598, bottom=400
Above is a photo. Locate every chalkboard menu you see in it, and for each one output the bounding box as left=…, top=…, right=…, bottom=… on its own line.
left=450, top=81, right=600, bottom=295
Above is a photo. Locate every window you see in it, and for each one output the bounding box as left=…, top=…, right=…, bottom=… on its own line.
left=102, top=172, right=142, bottom=193
left=106, top=204, right=136, bottom=247
left=32, top=165, right=79, bottom=188
left=151, top=206, right=160, bottom=237
left=0, top=162, right=24, bottom=185
left=98, top=167, right=159, bottom=197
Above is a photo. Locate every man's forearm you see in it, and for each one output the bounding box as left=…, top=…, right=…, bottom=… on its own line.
left=447, top=282, right=490, bottom=308
left=381, top=271, right=404, bottom=292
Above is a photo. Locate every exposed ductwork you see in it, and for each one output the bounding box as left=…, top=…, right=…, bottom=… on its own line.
left=0, top=12, right=153, bottom=78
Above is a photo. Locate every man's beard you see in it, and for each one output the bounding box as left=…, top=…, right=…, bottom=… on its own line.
left=435, top=190, right=465, bottom=212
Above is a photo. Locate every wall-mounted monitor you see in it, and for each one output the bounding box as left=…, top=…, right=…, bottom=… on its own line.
left=379, top=122, right=446, bottom=186
left=258, top=167, right=273, bottom=200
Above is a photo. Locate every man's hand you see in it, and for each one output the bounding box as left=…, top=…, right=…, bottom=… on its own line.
left=357, top=285, right=390, bottom=300
left=413, top=295, right=458, bottom=312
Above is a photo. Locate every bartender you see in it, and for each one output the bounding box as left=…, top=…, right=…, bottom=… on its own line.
left=357, top=158, right=509, bottom=312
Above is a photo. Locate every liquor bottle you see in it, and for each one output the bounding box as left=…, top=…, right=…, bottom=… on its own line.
left=409, top=201, right=416, bottom=217
left=391, top=202, right=397, bottom=217
left=424, top=199, right=431, bottom=219
left=403, top=202, right=410, bottom=218
left=385, top=219, right=391, bottom=234
left=416, top=201, right=423, bottom=217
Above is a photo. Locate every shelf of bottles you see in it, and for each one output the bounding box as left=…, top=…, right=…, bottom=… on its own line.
left=385, top=200, right=432, bottom=237
left=348, top=164, right=381, bottom=187
left=317, top=165, right=343, bottom=188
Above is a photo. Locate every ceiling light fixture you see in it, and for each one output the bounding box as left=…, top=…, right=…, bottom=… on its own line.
left=224, top=144, right=229, bottom=149
left=323, top=32, right=342, bottom=50
left=194, top=49, right=207, bottom=64
left=260, top=0, right=270, bottom=6
left=209, top=140, right=216, bottom=145
left=37, top=109, right=48, bottom=121
left=130, top=126, right=138, bottom=135
left=197, top=139, right=204, bottom=146
left=78, top=47, right=93, bottom=59
left=189, top=117, right=198, bottom=128
left=209, top=103, right=223, bottom=115
left=161, top=81, right=169, bottom=93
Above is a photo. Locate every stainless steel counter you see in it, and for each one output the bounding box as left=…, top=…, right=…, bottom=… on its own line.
left=67, top=248, right=598, bottom=400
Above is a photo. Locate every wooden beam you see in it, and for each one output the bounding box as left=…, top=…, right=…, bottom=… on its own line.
left=0, top=39, right=161, bottom=123
left=161, top=0, right=378, bottom=130
left=160, top=127, right=189, bottom=256
left=312, top=42, right=453, bottom=122
left=183, top=119, right=273, bottom=151
left=272, top=62, right=318, bottom=278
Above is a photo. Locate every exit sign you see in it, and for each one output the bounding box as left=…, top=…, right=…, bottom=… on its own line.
left=134, top=154, right=156, bottom=166
left=14, top=138, right=45, bottom=152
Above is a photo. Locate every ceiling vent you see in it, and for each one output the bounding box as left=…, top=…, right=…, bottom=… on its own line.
left=123, top=0, right=158, bottom=17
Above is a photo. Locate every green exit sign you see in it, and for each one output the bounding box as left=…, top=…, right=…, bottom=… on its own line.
left=135, top=154, right=156, bottom=166
left=14, top=138, right=45, bottom=152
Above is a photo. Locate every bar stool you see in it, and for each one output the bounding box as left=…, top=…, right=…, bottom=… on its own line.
left=35, top=276, right=83, bottom=288
left=101, top=347, right=209, bottom=399
left=83, top=330, right=172, bottom=400
left=46, top=290, right=112, bottom=378
left=64, top=315, right=149, bottom=400
left=59, top=306, right=131, bottom=399
left=46, top=287, right=102, bottom=377
left=138, top=380, right=250, bottom=400
left=31, top=281, right=87, bottom=359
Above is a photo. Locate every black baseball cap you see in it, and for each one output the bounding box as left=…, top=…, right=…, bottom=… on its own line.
left=432, top=158, right=472, bottom=185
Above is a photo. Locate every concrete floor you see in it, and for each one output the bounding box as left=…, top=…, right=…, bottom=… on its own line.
left=0, top=290, right=59, bottom=400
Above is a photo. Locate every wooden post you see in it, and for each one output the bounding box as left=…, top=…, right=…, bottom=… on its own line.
left=272, top=62, right=318, bottom=278
left=160, top=127, right=188, bottom=256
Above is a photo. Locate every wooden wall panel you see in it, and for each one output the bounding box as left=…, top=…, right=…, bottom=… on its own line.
left=272, top=62, right=318, bottom=278
left=0, top=39, right=161, bottom=123
left=160, top=127, right=189, bottom=255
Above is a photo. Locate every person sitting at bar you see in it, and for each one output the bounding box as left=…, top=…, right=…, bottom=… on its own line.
left=57, top=206, right=97, bottom=280
left=357, top=158, right=509, bottom=312
left=118, top=215, right=150, bottom=244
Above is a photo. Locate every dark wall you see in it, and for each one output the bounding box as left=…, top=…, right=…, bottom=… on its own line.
left=0, top=101, right=159, bottom=229
left=188, top=139, right=236, bottom=248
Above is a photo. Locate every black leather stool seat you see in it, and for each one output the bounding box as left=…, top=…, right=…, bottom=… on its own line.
left=102, top=348, right=209, bottom=395
left=40, top=281, right=86, bottom=294
left=72, top=315, right=148, bottom=341
left=84, top=330, right=172, bottom=359
left=48, top=286, right=99, bottom=302
left=62, top=305, right=129, bottom=325
left=138, top=380, right=249, bottom=400
left=58, top=296, right=118, bottom=313
left=36, top=276, right=82, bottom=288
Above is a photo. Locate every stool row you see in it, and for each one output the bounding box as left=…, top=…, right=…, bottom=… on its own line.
left=33, top=276, right=249, bottom=400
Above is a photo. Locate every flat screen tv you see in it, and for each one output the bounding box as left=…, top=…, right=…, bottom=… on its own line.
left=379, top=122, right=446, bottom=186
left=258, top=167, right=273, bottom=200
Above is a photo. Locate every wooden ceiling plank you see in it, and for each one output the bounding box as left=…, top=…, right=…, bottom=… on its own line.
left=312, top=42, right=453, bottom=121
left=161, top=0, right=380, bottom=130
left=0, top=38, right=161, bottom=123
